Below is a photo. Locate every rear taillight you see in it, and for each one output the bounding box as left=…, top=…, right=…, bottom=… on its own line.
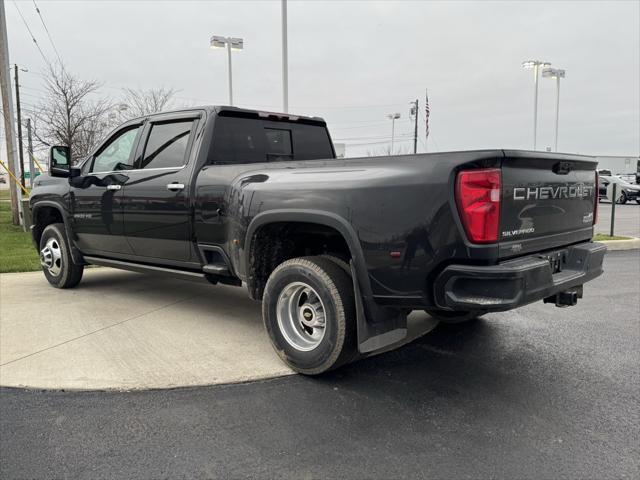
left=455, top=168, right=501, bottom=244
left=594, top=171, right=599, bottom=225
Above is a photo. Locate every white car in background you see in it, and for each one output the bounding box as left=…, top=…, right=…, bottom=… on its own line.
left=599, top=175, right=640, bottom=204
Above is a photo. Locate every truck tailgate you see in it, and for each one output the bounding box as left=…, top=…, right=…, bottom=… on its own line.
left=499, top=151, right=598, bottom=258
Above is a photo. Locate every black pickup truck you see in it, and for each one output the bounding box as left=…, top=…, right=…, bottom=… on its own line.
left=30, top=106, right=606, bottom=374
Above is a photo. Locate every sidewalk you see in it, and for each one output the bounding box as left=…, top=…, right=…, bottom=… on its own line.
left=0, top=268, right=436, bottom=390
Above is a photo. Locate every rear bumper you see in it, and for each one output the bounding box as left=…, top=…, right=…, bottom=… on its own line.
left=434, top=242, right=607, bottom=312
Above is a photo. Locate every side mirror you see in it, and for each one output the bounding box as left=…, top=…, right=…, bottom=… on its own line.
left=49, top=146, right=71, bottom=178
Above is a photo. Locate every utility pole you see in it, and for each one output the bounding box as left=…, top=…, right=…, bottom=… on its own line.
left=27, top=119, right=35, bottom=187
left=281, top=0, right=289, bottom=113
left=410, top=99, right=419, bottom=154
left=0, top=0, right=23, bottom=226
left=14, top=65, right=25, bottom=186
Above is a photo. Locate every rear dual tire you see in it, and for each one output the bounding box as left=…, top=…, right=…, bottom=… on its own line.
left=262, top=256, right=357, bottom=375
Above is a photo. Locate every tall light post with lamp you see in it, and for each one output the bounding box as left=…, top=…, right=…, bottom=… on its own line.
left=281, top=0, right=289, bottom=113
left=210, top=35, right=244, bottom=106
left=522, top=59, right=551, bottom=150
left=386, top=112, right=401, bottom=153
left=542, top=67, right=566, bottom=152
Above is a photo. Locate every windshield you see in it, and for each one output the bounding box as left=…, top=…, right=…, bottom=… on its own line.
left=604, top=176, right=638, bottom=187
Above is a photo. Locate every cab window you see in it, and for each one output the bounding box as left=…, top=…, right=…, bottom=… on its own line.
left=138, top=120, right=195, bottom=169
left=209, top=116, right=334, bottom=165
left=91, top=126, right=140, bottom=173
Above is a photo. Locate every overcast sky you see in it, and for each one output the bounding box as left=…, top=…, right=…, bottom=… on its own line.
left=3, top=0, right=639, bottom=159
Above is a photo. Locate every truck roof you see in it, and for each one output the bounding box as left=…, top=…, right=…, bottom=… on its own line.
left=133, top=105, right=327, bottom=126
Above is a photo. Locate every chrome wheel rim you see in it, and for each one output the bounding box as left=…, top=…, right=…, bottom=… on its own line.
left=40, top=237, right=62, bottom=276
left=276, top=282, right=327, bottom=351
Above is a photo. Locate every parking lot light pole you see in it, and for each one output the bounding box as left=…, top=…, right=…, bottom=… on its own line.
left=386, top=112, right=401, bottom=153
left=522, top=60, right=551, bottom=150
left=542, top=67, right=566, bottom=152
left=281, top=0, right=289, bottom=113
left=210, top=35, right=244, bottom=106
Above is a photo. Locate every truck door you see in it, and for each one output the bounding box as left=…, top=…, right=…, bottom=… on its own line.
left=120, top=113, right=201, bottom=264
left=69, top=123, right=143, bottom=255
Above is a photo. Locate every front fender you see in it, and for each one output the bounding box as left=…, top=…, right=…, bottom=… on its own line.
left=31, top=200, right=84, bottom=265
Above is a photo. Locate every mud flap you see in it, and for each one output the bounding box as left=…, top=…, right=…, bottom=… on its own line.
left=350, top=261, right=408, bottom=353
left=64, top=221, right=86, bottom=265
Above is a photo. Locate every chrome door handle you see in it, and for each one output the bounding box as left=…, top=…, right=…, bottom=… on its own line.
left=106, top=185, right=122, bottom=191
left=167, top=183, right=185, bottom=191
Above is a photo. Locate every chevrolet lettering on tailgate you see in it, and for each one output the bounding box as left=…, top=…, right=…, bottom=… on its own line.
left=513, top=184, right=594, bottom=201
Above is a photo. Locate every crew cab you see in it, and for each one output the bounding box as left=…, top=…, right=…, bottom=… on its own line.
left=30, top=106, right=606, bottom=374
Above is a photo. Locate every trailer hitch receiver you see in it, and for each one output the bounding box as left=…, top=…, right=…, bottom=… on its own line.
left=544, top=285, right=583, bottom=308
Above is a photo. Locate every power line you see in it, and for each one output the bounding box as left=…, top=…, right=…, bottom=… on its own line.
left=17, top=84, right=48, bottom=94
left=342, top=138, right=413, bottom=147
left=330, top=120, right=412, bottom=130
left=333, top=132, right=414, bottom=141
left=12, top=1, right=50, bottom=65
left=15, top=91, right=40, bottom=99
left=32, top=1, right=62, bottom=64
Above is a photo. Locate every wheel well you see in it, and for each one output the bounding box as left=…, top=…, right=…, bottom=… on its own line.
left=247, top=222, right=352, bottom=300
left=32, top=206, right=64, bottom=247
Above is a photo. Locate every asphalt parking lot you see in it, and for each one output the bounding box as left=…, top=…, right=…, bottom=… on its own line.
left=1, top=250, right=638, bottom=479
left=596, top=201, right=640, bottom=238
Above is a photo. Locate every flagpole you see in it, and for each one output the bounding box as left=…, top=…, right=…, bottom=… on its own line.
left=425, top=88, right=429, bottom=153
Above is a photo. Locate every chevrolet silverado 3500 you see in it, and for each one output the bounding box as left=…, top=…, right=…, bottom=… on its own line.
left=30, top=106, right=606, bottom=374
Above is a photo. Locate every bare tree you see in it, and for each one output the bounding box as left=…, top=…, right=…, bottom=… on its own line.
left=366, top=145, right=413, bottom=157
left=33, top=64, right=111, bottom=163
left=119, top=87, right=177, bottom=119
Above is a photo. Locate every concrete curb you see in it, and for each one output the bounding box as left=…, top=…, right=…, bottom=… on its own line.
left=596, top=237, right=640, bottom=251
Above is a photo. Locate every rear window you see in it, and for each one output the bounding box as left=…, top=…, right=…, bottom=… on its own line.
left=265, top=128, right=293, bottom=161
left=209, top=116, right=334, bottom=165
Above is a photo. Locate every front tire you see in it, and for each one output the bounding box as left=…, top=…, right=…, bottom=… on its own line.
left=617, top=192, right=628, bottom=204
left=425, top=309, right=484, bottom=324
left=39, top=223, right=84, bottom=289
left=262, top=256, right=356, bottom=375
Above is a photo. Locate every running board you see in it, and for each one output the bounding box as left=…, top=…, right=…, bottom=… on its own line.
left=84, top=256, right=209, bottom=283
left=202, top=264, right=230, bottom=275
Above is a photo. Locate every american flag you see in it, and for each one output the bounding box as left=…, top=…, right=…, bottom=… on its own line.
left=425, top=89, right=430, bottom=141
